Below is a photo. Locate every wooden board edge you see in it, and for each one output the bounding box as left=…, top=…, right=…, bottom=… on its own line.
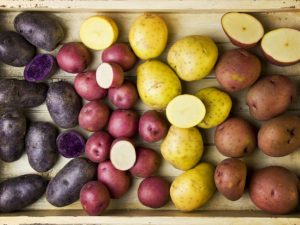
left=0, top=0, right=299, bottom=12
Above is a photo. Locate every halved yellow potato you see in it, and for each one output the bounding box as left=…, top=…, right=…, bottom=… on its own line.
left=166, top=94, right=206, bottom=128
left=80, top=15, right=119, bottom=50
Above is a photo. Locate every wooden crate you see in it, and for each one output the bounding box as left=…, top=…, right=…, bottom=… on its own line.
left=0, top=1, right=300, bottom=224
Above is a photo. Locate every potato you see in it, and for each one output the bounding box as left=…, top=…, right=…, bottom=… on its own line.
left=214, top=158, right=247, bottom=201
left=139, top=110, right=169, bottom=143
left=170, top=162, right=216, bottom=211
left=97, top=160, right=130, bottom=199
left=0, top=31, right=35, bottom=67
left=96, top=62, right=124, bottom=89
left=246, top=75, right=296, bottom=121
left=0, top=108, right=26, bottom=162
left=80, top=181, right=110, bottom=216
left=215, top=117, right=256, bottom=157
left=14, top=12, right=64, bottom=51
left=85, top=131, right=113, bottom=163
left=74, top=71, right=107, bottom=101
left=79, top=100, right=110, bottom=132
left=137, top=60, right=181, bottom=109
left=26, top=122, right=58, bottom=172
left=161, top=125, right=203, bottom=170
left=129, top=14, right=168, bottom=60
left=57, top=130, right=85, bottom=158
left=57, top=42, right=92, bottom=73
left=46, top=81, right=82, bottom=128
left=138, top=176, right=170, bottom=208
left=195, top=87, right=232, bottom=129
left=167, top=35, right=218, bottom=81
left=0, top=79, right=47, bottom=108
left=108, top=109, right=139, bottom=138
left=0, top=174, right=48, bottom=212
left=130, top=147, right=161, bottom=178
left=80, top=15, right=118, bottom=50
left=46, top=157, right=97, bottom=207
left=258, top=115, right=300, bottom=157
left=249, top=166, right=299, bottom=214
left=215, top=49, right=261, bottom=92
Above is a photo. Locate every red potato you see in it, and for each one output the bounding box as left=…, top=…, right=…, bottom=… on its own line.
left=85, top=131, right=113, bottom=163
left=130, top=147, right=161, bottom=178
left=80, top=181, right=110, bottom=216
left=108, top=80, right=138, bottom=109
left=97, top=160, right=130, bottom=199
left=96, top=62, right=124, bottom=89
left=139, top=110, right=169, bottom=143
left=138, top=176, right=170, bottom=208
left=79, top=100, right=110, bottom=132
left=102, top=43, right=137, bottom=71
left=57, top=42, right=91, bottom=73
left=74, top=71, right=107, bottom=101
left=107, top=109, right=139, bottom=138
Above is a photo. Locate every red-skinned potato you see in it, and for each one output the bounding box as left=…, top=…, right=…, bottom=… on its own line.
left=215, top=49, right=261, bottom=92
left=138, top=176, right=170, bottom=208
left=107, top=109, right=139, bottom=138
left=130, top=147, right=161, bottom=178
left=96, top=62, right=124, bottom=89
left=57, top=42, right=91, bottom=73
left=97, top=160, right=130, bottom=199
left=246, top=75, right=296, bottom=121
left=214, top=158, right=247, bottom=201
left=85, top=131, right=113, bottom=163
left=249, top=166, right=299, bottom=214
left=74, top=71, right=107, bottom=101
left=79, top=100, right=110, bottom=132
left=108, top=80, right=138, bottom=109
left=102, top=43, right=137, bottom=71
left=139, top=110, right=169, bottom=143
left=80, top=181, right=110, bottom=216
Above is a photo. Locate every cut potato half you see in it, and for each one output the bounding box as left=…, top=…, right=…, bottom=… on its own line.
left=80, top=15, right=119, bottom=50
left=261, top=28, right=300, bottom=66
left=110, top=139, right=136, bottom=171
left=221, top=12, right=264, bottom=48
left=96, top=62, right=124, bottom=89
left=166, top=94, right=206, bottom=128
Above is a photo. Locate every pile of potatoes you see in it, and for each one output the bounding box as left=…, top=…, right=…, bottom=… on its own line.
left=0, top=9, right=299, bottom=216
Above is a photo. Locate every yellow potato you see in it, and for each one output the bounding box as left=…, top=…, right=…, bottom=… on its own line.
left=195, top=87, right=232, bottom=129
left=170, top=162, right=216, bottom=211
left=161, top=125, right=203, bottom=170
left=129, top=14, right=168, bottom=60
left=137, top=60, right=181, bottom=110
left=80, top=16, right=118, bottom=50
left=166, top=94, right=206, bottom=128
left=167, top=35, right=218, bottom=81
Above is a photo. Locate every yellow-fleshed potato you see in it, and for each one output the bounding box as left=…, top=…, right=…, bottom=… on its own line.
left=167, top=35, right=218, bottom=81
left=170, top=162, right=216, bottom=211
left=80, top=16, right=118, bottom=50
left=137, top=60, right=182, bottom=110
left=195, top=87, right=232, bottom=129
left=161, top=125, right=203, bottom=170
left=129, top=14, right=168, bottom=60
left=166, top=94, right=206, bottom=128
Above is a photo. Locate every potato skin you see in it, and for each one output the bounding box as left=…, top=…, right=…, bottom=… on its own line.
left=249, top=166, right=299, bottom=214
left=0, top=174, right=48, bottom=212
left=215, top=117, right=256, bottom=157
left=0, top=31, right=36, bottom=66
left=46, top=81, right=82, bottom=128
left=214, top=158, right=247, bottom=201
left=26, top=122, right=58, bottom=172
left=0, top=108, right=26, bottom=162
left=0, top=79, right=48, bottom=108
left=246, top=75, right=296, bottom=121
left=14, top=12, right=64, bottom=51
left=258, top=115, right=300, bottom=157
left=46, top=157, right=97, bottom=207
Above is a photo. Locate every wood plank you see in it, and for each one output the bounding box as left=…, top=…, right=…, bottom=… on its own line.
left=0, top=0, right=299, bottom=12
